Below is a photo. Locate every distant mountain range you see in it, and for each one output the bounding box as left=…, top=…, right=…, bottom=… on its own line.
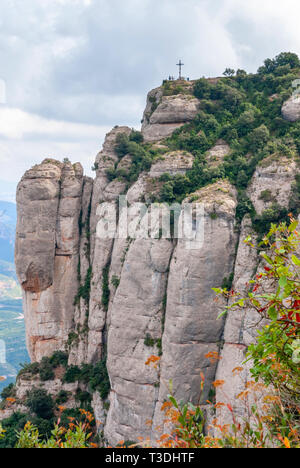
left=0, top=201, right=16, bottom=263
left=0, top=201, right=20, bottom=298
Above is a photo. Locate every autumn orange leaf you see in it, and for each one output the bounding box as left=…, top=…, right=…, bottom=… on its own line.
left=161, top=401, right=172, bottom=412
left=232, top=367, right=244, bottom=375
left=284, top=437, right=291, bottom=449
left=212, top=379, right=225, bottom=388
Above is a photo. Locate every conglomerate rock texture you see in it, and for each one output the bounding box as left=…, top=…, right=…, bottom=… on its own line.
left=10, top=85, right=300, bottom=444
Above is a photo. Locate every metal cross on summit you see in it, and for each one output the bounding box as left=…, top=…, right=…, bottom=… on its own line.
left=176, top=59, right=184, bottom=80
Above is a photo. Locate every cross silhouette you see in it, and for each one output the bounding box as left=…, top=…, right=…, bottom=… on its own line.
left=176, top=59, right=184, bottom=80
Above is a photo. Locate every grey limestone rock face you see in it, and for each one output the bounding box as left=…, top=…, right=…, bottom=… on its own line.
left=105, top=236, right=174, bottom=445
left=206, top=139, right=231, bottom=168
left=247, top=154, right=297, bottom=215
left=149, top=150, right=194, bottom=177
left=282, top=94, right=300, bottom=122
left=215, top=154, right=299, bottom=427
left=15, top=159, right=93, bottom=362
left=149, top=95, right=201, bottom=125
left=152, top=181, right=238, bottom=436
left=15, top=160, right=62, bottom=292
left=142, top=92, right=201, bottom=142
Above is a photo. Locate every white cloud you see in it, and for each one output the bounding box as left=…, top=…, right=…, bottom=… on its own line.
left=0, top=106, right=108, bottom=140
left=0, top=136, right=105, bottom=186
left=0, top=106, right=111, bottom=192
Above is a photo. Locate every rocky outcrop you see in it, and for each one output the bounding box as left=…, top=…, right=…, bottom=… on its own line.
left=152, top=180, right=238, bottom=435
left=206, top=140, right=231, bottom=168
left=15, top=159, right=93, bottom=362
left=247, top=154, right=297, bottom=214
left=215, top=155, right=299, bottom=426
left=215, top=215, right=260, bottom=425
left=149, top=150, right=194, bottom=177
left=15, top=160, right=63, bottom=293
left=142, top=91, right=200, bottom=142
left=10, top=81, right=299, bottom=446
left=282, top=94, right=300, bottom=122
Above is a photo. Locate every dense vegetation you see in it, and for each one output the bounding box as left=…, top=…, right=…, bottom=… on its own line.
left=106, top=131, right=167, bottom=185
left=157, top=53, right=300, bottom=230
left=0, top=349, right=108, bottom=447
left=107, top=53, right=300, bottom=236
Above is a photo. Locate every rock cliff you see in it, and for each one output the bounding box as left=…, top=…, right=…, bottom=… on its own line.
left=4, top=76, right=300, bottom=445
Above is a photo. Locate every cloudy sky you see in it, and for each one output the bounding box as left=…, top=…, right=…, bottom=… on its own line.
left=0, top=0, right=300, bottom=202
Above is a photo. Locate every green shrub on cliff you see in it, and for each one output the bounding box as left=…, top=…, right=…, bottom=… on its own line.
left=26, top=388, right=54, bottom=420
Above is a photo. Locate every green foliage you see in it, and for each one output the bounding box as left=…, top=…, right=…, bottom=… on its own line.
left=248, top=124, right=270, bottom=152
left=74, top=266, right=92, bottom=305
left=258, top=52, right=300, bottom=75
left=112, top=54, right=300, bottom=210
left=91, top=162, right=99, bottom=172
left=0, top=412, right=54, bottom=448
left=48, top=351, right=68, bottom=368
left=159, top=50, right=300, bottom=206
left=17, top=351, right=69, bottom=383
left=221, top=273, right=234, bottom=290
left=223, top=68, right=235, bottom=77
left=18, top=362, right=40, bottom=378
left=102, top=264, right=110, bottom=311
left=63, top=365, right=82, bottom=383
left=55, top=390, right=69, bottom=405
left=246, top=221, right=300, bottom=392
left=252, top=204, right=289, bottom=235
left=39, top=357, right=55, bottom=382
left=0, top=383, right=16, bottom=400
left=144, top=333, right=156, bottom=347
left=194, top=78, right=213, bottom=99
left=144, top=334, right=162, bottom=356
left=89, top=360, right=110, bottom=400
left=75, top=389, right=92, bottom=408
left=0, top=412, right=29, bottom=448
left=67, top=331, right=79, bottom=348
left=26, top=388, right=54, bottom=420
left=29, top=416, right=53, bottom=439
left=16, top=410, right=95, bottom=449
left=129, top=130, right=144, bottom=144
left=214, top=220, right=300, bottom=446
left=259, top=189, right=274, bottom=202
left=235, top=191, right=255, bottom=223
left=108, top=131, right=161, bottom=184
left=156, top=53, right=300, bottom=205
left=63, top=360, right=110, bottom=401
left=111, top=275, right=120, bottom=289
